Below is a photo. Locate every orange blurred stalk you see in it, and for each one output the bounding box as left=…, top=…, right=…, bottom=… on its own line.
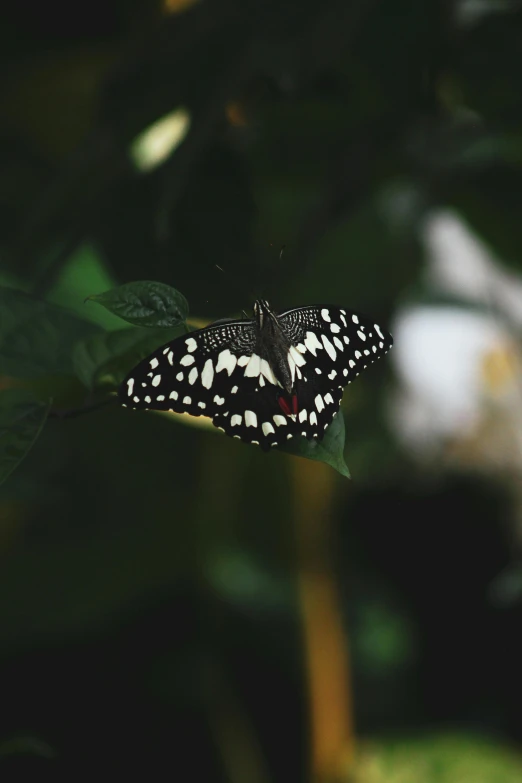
left=291, top=457, right=355, bottom=783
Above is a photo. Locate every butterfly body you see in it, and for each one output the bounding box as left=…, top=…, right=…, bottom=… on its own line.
left=119, top=300, right=393, bottom=450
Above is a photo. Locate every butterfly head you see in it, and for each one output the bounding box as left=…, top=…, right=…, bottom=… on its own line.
left=253, top=299, right=275, bottom=329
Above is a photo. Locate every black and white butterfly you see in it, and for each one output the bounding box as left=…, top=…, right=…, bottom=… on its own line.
left=119, top=301, right=393, bottom=450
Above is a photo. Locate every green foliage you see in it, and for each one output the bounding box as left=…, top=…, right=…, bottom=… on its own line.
left=73, top=324, right=185, bottom=390
left=85, top=281, right=189, bottom=328
left=280, top=409, right=350, bottom=478
left=0, top=735, right=56, bottom=760
left=0, top=390, right=50, bottom=486
left=355, top=733, right=522, bottom=783
left=0, top=286, right=100, bottom=378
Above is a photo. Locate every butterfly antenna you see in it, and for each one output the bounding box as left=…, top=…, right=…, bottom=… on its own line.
left=214, top=264, right=256, bottom=318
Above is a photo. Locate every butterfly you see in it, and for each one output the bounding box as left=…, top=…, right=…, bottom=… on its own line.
left=119, top=300, right=393, bottom=450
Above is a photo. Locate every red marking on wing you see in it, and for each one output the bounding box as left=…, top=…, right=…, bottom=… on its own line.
left=278, top=393, right=299, bottom=417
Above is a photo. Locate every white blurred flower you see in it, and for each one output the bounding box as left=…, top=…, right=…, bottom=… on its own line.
left=130, top=108, right=191, bottom=172
left=423, top=210, right=522, bottom=325
left=390, top=210, right=522, bottom=471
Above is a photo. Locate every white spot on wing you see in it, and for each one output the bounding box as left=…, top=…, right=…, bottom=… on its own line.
left=145, top=396, right=151, bottom=403
left=133, top=396, right=140, bottom=403
left=169, top=391, right=178, bottom=400
left=150, top=358, right=159, bottom=369
left=201, top=358, right=214, bottom=389
left=231, top=414, right=242, bottom=426
left=375, top=323, right=384, bottom=339
left=180, top=354, right=195, bottom=366
left=237, top=355, right=249, bottom=367
left=330, top=323, right=341, bottom=333
left=176, top=372, right=183, bottom=381
left=289, top=345, right=306, bottom=367
left=127, top=378, right=134, bottom=396
left=333, top=336, right=343, bottom=351
left=309, top=411, right=318, bottom=426
left=355, top=350, right=362, bottom=359
left=304, top=331, right=323, bottom=356
left=321, top=308, right=331, bottom=322
left=157, top=395, right=165, bottom=401
left=321, top=334, right=337, bottom=361
left=188, top=367, right=198, bottom=384
left=183, top=396, right=191, bottom=404
left=315, top=394, right=325, bottom=413
left=245, top=410, right=257, bottom=427
left=213, top=395, right=225, bottom=405
left=328, top=370, right=337, bottom=379
left=357, top=330, right=366, bottom=341
left=244, top=353, right=261, bottom=377
left=231, top=386, right=238, bottom=394
left=168, top=351, right=174, bottom=365
left=185, top=337, right=197, bottom=352
left=324, top=393, right=334, bottom=405
left=299, top=409, right=307, bottom=422
left=216, top=349, right=237, bottom=376
left=152, top=374, right=161, bottom=387
left=273, top=415, right=287, bottom=427
left=262, top=421, right=275, bottom=436
left=260, top=358, right=278, bottom=385
left=198, top=402, right=206, bottom=409
left=352, top=314, right=359, bottom=324
left=349, top=360, right=356, bottom=368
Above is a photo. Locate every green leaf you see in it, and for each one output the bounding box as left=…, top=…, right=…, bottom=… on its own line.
left=0, top=286, right=102, bottom=378
left=0, top=390, right=50, bottom=487
left=0, top=735, right=56, bottom=759
left=86, top=281, right=189, bottom=328
left=279, top=409, right=351, bottom=478
left=72, top=325, right=185, bottom=390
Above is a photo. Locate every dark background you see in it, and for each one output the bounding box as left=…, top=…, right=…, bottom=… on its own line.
left=1, top=1, right=522, bottom=781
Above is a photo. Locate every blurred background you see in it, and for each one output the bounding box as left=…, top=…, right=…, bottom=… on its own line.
left=1, top=0, right=522, bottom=780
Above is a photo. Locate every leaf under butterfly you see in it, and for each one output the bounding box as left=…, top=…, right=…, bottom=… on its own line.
left=86, top=281, right=189, bottom=328
left=0, top=390, right=51, bottom=487
left=279, top=408, right=350, bottom=478
left=73, top=325, right=185, bottom=390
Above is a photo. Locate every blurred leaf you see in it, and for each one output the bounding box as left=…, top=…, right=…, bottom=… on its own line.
left=46, top=244, right=123, bottom=330
left=0, top=390, right=50, bottom=487
left=73, top=325, right=185, bottom=390
left=280, top=409, right=350, bottom=478
left=0, top=734, right=56, bottom=759
left=354, top=733, right=522, bottom=783
left=86, top=281, right=189, bottom=328
left=0, top=287, right=101, bottom=378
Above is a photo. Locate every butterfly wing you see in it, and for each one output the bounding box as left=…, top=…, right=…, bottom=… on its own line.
left=274, top=304, right=393, bottom=435
left=119, top=319, right=257, bottom=418
left=208, top=306, right=393, bottom=449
